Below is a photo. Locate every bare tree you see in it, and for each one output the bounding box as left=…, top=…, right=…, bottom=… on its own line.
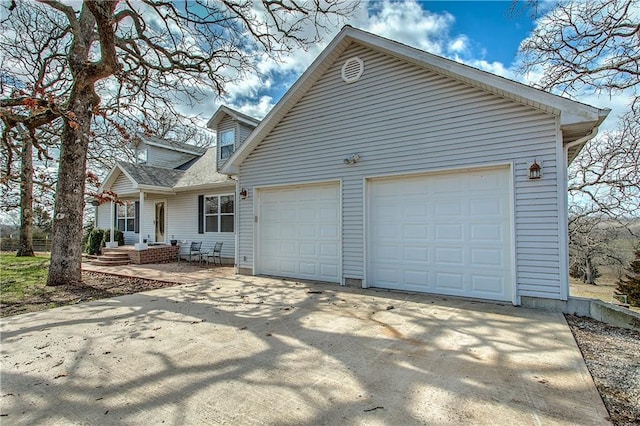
left=517, top=0, right=640, bottom=283
left=1, top=1, right=67, bottom=256
left=1, top=0, right=357, bottom=286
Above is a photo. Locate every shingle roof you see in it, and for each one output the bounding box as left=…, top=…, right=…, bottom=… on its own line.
left=174, top=147, right=231, bottom=188
left=118, top=162, right=185, bottom=188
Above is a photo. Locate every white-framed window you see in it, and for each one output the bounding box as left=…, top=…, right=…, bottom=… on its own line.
left=136, top=148, right=147, bottom=164
left=219, top=129, right=235, bottom=160
left=204, top=194, right=234, bottom=232
left=117, top=203, right=136, bottom=232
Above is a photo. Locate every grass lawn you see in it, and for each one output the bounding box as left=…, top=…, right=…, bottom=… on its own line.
left=0, top=253, right=53, bottom=308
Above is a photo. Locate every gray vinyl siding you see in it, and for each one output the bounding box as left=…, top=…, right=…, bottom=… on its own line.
left=112, top=172, right=134, bottom=195
left=164, top=189, right=236, bottom=259
left=146, top=145, right=196, bottom=169
left=238, top=44, right=563, bottom=300
left=237, top=123, right=254, bottom=148
left=95, top=190, right=236, bottom=257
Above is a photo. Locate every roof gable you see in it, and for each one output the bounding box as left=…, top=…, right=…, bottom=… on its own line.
left=222, top=26, right=609, bottom=174
left=133, top=133, right=207, bottom=156
left=207, top=105, right=261, bottom=130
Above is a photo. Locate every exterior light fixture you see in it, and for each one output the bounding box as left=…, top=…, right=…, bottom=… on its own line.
left=343, top=153, right=360, bottom=165
left=239, top=188, right=248, bottom=199
left=528, top=160, right=542, bottom=180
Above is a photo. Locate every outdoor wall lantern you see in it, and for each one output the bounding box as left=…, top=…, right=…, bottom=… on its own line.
left=528, top=160, right=542, bottom=180
left=343, top=153, right=360, bottom=165
left=239, top=188, right=248, bottom=199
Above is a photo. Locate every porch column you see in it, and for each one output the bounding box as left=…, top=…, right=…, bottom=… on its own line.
left=135, top=191, right=147, bottom=250
left=105, top=200, right=119, bottom=248
left=110, top=200, right=115, bottom=243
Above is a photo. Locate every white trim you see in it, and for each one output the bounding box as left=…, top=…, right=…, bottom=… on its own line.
left=362, top=175, right=369, bottom=289
left=556, top=117, right=570, bottom=301
left=254, top=180, right=342, bottom=283
left=365, top=161, right=513, bottom=181
left=202, top=192, right=236, bottom=234
left=138, top=191, right=145, bottom=245
left=507, top=162, right=518, bottom=306
left=234, top=179, right=240, bottom=271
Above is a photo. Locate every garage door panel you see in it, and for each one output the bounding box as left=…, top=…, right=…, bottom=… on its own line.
left=435, top=247, right=463, bottom=264
left=368, top=167, right=512, bottom=302
left=258, top=183, right=340, bottom=283
left=435, top=224, right=463, bottom=240
left=471, top=248, right=504, bottom=266
left=471, top=224, right=502, bottom=240
left=435, top=201, right=462, bottom=216
left=472, top=275, right=504, bottom=293
left=436, top=272, right=465, bottom=290
left=319, top=224, right=339, bottom=239
left=405, top=270, right=428, bottom=285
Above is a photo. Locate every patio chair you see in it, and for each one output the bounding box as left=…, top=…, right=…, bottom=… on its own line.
left=203, top=242, right=223, bottom=266
left=183, top=241, right=203, bottom=264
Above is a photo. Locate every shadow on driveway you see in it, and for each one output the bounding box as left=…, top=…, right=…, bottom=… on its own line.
left=1, top=276, right=610, bottom=425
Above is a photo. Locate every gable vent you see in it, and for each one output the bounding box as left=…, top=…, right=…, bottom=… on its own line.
left=341, top=56, right=364, bottom=83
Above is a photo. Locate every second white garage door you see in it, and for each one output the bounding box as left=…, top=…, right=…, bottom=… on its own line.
left=367, top=167, right=513, bottom=301
left=257, top=182, right=340, bottom=283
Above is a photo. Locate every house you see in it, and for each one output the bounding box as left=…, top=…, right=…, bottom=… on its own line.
left=95, top=108, right=260, bottom=262
left=220, top=26, right=609, bottom=305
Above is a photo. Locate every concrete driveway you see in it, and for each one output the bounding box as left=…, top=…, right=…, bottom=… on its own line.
left=1, top=275, right=609, bottom=425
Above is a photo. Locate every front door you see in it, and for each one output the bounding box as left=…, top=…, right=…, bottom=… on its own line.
left=155, top=201, right=165, bottom=243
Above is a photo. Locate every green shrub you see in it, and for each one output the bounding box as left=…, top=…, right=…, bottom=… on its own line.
left=85, top=228, right=125, bottom=255
left=100, top=229, right=124, bottom=247
left=82, top=224, right=94, bottom=248
left=85, top=228, right=105, bottom=255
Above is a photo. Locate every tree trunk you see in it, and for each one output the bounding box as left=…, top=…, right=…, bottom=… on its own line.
left=46, top=88, right=93, bottom=286
left=584, top=255, right=596, bottom=285
left=16, top=130, right=34, bottom=257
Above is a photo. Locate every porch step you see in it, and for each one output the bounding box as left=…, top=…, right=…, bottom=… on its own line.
left=90, top=251, right=130, bottom=266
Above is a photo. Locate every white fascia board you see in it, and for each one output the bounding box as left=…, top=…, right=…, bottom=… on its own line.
left=349, top=28, right=609, bottom=126
left=136, top=133, right=203, bottom=156
left=207, top=105, right=260, bottom=130
left=137, top=184, right=175, bottom=194
left=99, top=163, right=139, bottom=193
left=173, top=181, right=235, bottom=193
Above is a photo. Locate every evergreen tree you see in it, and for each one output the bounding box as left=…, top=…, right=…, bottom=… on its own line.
left=616, top=248, right=640, bottom=307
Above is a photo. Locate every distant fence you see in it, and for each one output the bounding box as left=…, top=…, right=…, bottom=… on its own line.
left=0, top=238, right=52, bottom=252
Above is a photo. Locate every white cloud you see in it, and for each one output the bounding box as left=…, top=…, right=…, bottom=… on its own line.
left=234, top=96, right=275, bottom=120
left=357, top=0, right=457, bottom=56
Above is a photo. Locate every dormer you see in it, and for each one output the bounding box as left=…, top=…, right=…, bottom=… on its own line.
left=207, top=106, right=260, bottom=169
left=131, top=133, right=207, bottom=169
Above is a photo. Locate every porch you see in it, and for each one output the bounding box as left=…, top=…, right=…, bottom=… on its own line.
left=97, top=244, right=180, bottom=265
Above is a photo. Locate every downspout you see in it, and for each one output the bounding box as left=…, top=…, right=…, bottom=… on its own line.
left=559, top=127, right=600, bottom=300
left=233, top=176, right=240, bottom=273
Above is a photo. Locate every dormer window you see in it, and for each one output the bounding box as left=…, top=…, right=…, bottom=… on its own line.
left=220, top=129, right=235, bottom=160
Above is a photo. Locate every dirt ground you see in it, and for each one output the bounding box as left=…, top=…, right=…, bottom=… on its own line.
left=2, top=271, right=638, bottom=425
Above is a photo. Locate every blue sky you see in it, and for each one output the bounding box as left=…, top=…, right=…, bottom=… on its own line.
left=191, top=0, right=625, bottom=131
left=422, top=1, right=535, bottom=65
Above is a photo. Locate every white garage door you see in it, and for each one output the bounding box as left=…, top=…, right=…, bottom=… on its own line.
left=258, top=183, right=340, bottom=283
left=368, top=167, right=513, bottom=301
